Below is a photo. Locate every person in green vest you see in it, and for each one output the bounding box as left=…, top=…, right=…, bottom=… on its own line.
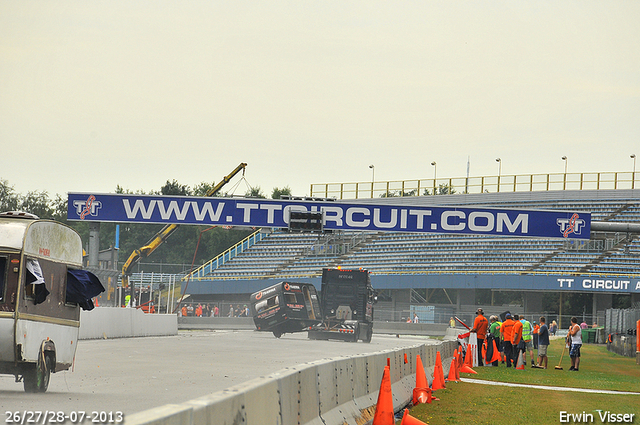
left=521, top=316, right=535, bottom=367
left=488, top=315, right=502, bottom=367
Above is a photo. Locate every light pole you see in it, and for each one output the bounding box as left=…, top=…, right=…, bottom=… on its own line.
left=495, top=158, right=501, bottom=192
left=632, top=154, right=637, bottom=189
left=369, top=164, right=375, bottom=198
left=431, top=161, right=437, bottom=195
left=562, top=156, right=568, bottom=190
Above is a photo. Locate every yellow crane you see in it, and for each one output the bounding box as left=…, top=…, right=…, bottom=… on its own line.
left=121, top=163, right=247, bottom=293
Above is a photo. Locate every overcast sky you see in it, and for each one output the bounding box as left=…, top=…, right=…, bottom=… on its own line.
left=1, top=1, right=639, bottom=199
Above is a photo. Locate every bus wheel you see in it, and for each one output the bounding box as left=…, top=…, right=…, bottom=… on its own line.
left=273, top=331, right=282, bottom=338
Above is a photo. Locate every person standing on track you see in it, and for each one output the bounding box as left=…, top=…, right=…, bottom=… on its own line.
left=511, top=314, right=524, bottom=366
left=470, top=308, right=488, bottom=366
left=501, top=313, right=515, bottom=367
left=488, top=315, right=501, bottom=367
left=533, top=321, right=540, bottom=350
left=535, top=316, right=550, bottom=369
left=569, top=317, right=583, bottom=371
left=521, top=316, right=534, bottom=366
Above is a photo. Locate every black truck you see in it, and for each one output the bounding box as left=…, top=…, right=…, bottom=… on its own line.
left=307, top=268, right=375, bottom=343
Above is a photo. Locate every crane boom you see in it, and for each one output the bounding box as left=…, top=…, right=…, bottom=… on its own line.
left=121, top=163, right=247, bottom=291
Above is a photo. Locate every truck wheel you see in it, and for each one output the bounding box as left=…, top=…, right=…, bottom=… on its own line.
left=362, top=326, right=373, bottom=343
left=273, top=331, right=282, bottom=338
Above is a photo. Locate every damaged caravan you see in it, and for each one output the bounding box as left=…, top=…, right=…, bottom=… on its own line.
left=0, top=211, right=104, bottom=392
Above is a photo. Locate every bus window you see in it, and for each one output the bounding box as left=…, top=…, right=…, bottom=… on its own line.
left=0, top=256, right=6, bottom=302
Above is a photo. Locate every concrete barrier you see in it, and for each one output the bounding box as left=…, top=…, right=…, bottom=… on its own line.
left=126, top=339, right=457, bottom=425
left=79, top=307, right=178, bottom=340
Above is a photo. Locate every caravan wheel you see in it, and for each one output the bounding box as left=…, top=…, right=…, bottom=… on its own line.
left=23, top=355, right=52, bottom=393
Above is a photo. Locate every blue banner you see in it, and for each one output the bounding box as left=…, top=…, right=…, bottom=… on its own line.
left=67, top=193, right=591, bottom=239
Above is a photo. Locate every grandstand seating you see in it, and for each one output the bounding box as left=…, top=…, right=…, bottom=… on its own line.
left=191, top=190, right=640, bottom=280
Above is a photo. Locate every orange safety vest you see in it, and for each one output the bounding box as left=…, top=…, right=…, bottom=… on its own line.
left=501, top=319, right=514, bottom=341
left=512, top=320, right=523, bottom=345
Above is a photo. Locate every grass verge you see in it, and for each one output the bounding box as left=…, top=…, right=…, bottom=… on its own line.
left=401, top=339, right=640, bottom=425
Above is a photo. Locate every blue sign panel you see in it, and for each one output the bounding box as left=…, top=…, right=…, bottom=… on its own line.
left=67, top=193, right=591, bottom=239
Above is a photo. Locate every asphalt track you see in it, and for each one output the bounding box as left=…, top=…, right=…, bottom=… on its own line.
left=0, top=330, right=436, bottom=417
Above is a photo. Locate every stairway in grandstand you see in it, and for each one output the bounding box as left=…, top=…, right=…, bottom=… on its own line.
left=190, top=192, right=640, bottom=280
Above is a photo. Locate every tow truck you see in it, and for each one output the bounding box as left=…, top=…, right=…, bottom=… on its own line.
left=307, top=268, right=376, bottom=343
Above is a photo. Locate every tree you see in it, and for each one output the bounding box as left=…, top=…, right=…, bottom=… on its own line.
left=19, top=190, right=53, bottom=218
left=245, top=186, right=266, bottom=198
left=0, top=179, right=20, bottom=212
left=271, top=186, right=292, bottom=199
left=160, top=180, right=191, bottom=196
left=424, top=184, right=456, bottom=196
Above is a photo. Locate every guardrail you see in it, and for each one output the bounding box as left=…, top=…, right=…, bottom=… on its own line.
left=184, top=229, right=265, bottom=280
left=311, top=171, right=639, bottom=199
left=187, top=268, right=640, bottom=281
left=126, top=339, right=457, bottom=425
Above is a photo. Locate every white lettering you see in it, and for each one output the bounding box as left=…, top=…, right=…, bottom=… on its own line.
left=322, top=206, right=343, bottom=226
left=558, top=278, right=574, bottom=288
left=373, top=208, right=397, bottom=228
left=636, top=282, right=640, bottom=291
left=346, top=207, right=370, bottom=227
left=192, top=202, right=225, bottom=222
left=123, top=199, right=157, bottom=220
left=468, top=211, right=494, bottom=232
left=157, top=200, right=191, bottom=220
left=496, top=213, right=528, bottom=233
left=260, top=204, right=283, bottom=224
left=237, top=203, right=259, bottom=223
left=560, top=411, right=568, bottom=423
left=400, top=209, right=408, bottom=229
left=441, top=211, right=465, bottom=231
left=409, top=209, right=432, bottom=230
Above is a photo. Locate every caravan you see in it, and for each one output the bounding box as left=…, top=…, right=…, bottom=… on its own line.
left=0, top=212, right=103, bottom=392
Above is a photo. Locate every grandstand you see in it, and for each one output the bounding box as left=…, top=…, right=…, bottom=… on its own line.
left=185, top=188, right=640, bottom=324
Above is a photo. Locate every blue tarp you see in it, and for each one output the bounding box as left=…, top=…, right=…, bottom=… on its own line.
left=66, top=270, right=105, bottom=310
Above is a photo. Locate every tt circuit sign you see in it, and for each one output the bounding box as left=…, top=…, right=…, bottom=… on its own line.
left=67, top=193, right=591, bottom=239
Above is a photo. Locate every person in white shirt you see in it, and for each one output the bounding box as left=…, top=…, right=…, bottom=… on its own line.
left=568, top=316, right=583, bottom=371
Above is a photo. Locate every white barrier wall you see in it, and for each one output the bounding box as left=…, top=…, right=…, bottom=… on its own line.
left=126, top=339, right=457, bottom=425
left=79, top=307, right=178, bottom=339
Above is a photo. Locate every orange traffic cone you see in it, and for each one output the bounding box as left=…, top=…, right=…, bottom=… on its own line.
left=372, top=366, right=394, bottom=425
left=431, top=352, right=446, bottom=391
left=488, top=340, right=501, bottom=364
left=437, top=351, right=446, bottom=387
left=460, top=347, right=477, bottom=374
left=400, top=409, right=428, bottom=425
left=447, top=357, right=460, bottom=382
left=515, top=351, right=525, bottom=370
left=413, top=355, right=431, bottom=405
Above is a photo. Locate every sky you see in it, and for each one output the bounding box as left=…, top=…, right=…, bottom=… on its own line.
left=1, top=1, right=639, bottom=199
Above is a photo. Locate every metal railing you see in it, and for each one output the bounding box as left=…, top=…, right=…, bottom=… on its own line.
left=184, top=229, right=265, bottom=280
left=186, top=268, right=640, bottom=281
left=310, top=171, right=639, bottom=199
